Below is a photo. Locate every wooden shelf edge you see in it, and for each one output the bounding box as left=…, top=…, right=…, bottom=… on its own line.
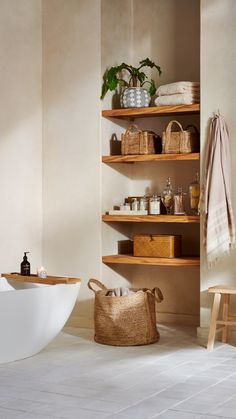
left=102, top=153, right=200, bottom=163
left=102, top=214, right=200, bottom=223
left=102, top=104, right=200, bottom=118
left=102, top=255, right=200, bottom=267
left=2, top=273, right=81, bottom=285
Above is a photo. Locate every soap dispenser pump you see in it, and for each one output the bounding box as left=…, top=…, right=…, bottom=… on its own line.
left=21, top=252, right=30, bottom=276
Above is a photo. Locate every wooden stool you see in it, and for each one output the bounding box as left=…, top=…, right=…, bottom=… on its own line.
left=207, top=286, right=236, bottom=351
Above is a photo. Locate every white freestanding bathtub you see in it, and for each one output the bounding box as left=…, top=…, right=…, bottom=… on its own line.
left=0, top=277, right=80, bottom=364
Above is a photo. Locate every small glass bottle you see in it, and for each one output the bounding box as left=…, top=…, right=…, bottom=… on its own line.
left=139, top=197, right=146, bottom=211
left=161, top=177, right=173, bottom=215
left=131, top=198, right=139, bottom=211
left=143, top=195, right=150, bottom=211
left=124, top=203, right=131, bottom=211
left=149, top=195, right=160, bottom=215
left=189, top=172, right=200, bottom=215
left=174, top=187, right=186, bottom=215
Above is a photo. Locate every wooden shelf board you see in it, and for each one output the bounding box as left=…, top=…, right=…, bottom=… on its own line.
left=102, top=214, right=200, bottom=223
left=2, top=273, right=81, bottom=285
left=102, top=104, right=200, bottom=119
left=102, top=153, right=200, bottom=163
left=102, top=254, right=200, bottom=266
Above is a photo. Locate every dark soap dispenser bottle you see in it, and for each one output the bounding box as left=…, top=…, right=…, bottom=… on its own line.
left=21, top=252, right=30, bottom=276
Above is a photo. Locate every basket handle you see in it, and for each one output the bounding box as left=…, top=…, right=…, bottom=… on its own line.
left=147, top=287, right=164, bottom=303
left=111, top=133, right=119, bottom=141
left=125, top=124, right=142, bottom=135
left=185, top=124, right=199, bottom=134
left=166, top=120, right=184, bottom=133
left=88, top=278, right=107, bottom=293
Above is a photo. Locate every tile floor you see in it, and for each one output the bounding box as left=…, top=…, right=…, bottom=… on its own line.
left=0, top=324, right=236, bottom=419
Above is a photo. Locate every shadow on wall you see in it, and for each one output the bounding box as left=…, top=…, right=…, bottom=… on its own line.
left=134, top=0, right=200, bottom=86
left=173, top=0, right=200, bottom=81
left=42, top=0, right=101, bottom=290
left=131, top=264, right=200, bottom=325
left=0, top=0, right=43, bottom=272
left=42, top=0, right=100, bottom=120
left=0, top=5, right=41, bottom=143
left=43, top=193, right=100, bottom=273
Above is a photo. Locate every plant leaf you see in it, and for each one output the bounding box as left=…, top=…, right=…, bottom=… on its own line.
left=137, top=71, right=147, bottom=84
left=100, top=69, right=109, bottom=99
left=138, top=57, right=162, bottom=76
left=141, top=79, right=157, bottom=96
left=149, top=79, right=157, bottom=96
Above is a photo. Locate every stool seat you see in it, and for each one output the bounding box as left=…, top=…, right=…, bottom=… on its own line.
left=207, top=286, right=236, bottom=351
left=208, top=286, right=236, bottom=294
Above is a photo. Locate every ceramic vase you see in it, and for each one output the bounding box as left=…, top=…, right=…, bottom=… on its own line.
left=120, top=87, right=150, bottom=108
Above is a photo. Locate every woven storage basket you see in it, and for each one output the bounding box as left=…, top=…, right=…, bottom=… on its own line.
left=88, top=278, right=163, bottom=346
left=121, top=124, right=161, bottom=155
left=133, top=234, right=182, bottom=258
left=162, top=120, right=199, bottom=154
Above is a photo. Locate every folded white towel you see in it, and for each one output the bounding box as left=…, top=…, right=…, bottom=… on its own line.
left=155, top=93, right=200, bottom=106
left=157, top=81, right=200, bottom=96
left=107, top=287, right=135, bottom=297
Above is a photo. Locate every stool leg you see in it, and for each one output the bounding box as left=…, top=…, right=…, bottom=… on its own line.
left=222, top=294, right=230, bottom=343
left=207, top=292, right=221, bottom=351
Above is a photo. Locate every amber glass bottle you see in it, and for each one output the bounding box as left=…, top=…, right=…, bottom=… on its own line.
left=189, top=172, right=200, bottom=215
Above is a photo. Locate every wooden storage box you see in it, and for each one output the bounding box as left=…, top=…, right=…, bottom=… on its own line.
left=133, top=234, right=182, bottom=258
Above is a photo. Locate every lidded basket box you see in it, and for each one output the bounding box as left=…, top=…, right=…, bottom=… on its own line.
left=133, top=234, right=182, bottom=258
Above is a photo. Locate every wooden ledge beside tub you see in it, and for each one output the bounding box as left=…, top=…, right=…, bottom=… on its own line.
left=1, top=273, right=81, bottom=285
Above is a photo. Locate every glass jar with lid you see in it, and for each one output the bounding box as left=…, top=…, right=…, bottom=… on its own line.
left=131, top=197, right=139, bottom=211
left=149, top=194, right=160, bottom=215
left=161, top=177, right=173, bottom=215
left=139, top=196, right=146, bottom=211
left=174, top=187, right=186, bottom=215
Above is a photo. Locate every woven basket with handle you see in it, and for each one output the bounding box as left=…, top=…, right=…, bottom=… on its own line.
left=162, top=120, right=199, bottom=154
left=88, top=278, right=163, bottom=346
left=121, top=124, right=160, bottom=155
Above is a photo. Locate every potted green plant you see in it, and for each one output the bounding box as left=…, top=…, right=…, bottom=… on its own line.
left=101, top=57, right=162, bottom=108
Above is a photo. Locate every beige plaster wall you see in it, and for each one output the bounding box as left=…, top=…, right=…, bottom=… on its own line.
left=200, top=0, right=236, bottom=331
left=0, top=0, right=42, bottom=272
left=102, top=0, right=200, bottom=325
left=101, top=0, right=135, bottom=298
left=42, top=0, right=101, bottom=327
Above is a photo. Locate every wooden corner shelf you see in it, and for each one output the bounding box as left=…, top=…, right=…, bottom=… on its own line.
left=102, top=153, right=200, bottom=163
left=102, top=104, right=200, bottom=119
left=101, top=102, right=200, bottom=274
left=2, top=273, right=81, bottom=285
left=102, top=254, right=200, bottom=266
left=102, top=214, right=200, bottom=223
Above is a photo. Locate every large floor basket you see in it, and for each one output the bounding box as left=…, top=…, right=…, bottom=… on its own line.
left=88, top=279, right=163, bottom=346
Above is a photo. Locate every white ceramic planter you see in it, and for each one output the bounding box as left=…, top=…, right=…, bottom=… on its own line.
left=120, top=87, right=151, bottom=108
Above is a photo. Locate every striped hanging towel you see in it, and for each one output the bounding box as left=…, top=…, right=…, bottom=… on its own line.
left=203, top=113, right=235, bottom=265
